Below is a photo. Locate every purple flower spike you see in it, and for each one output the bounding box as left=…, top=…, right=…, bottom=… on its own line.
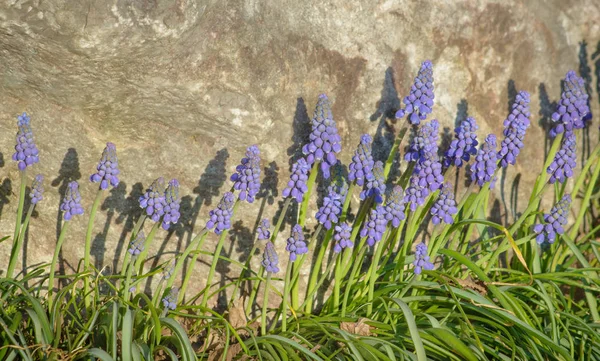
left=161, top=179, right=181, bottom=230
left=128, top=231, right=145, bottom=257
left=206, top=192, right=235, bottom=235
left=470, top=134, right=498, bottom=189
left=547, top=131, right=577, bottom=184
left=498, top=91, right=530, bottom=168
left=282, top=158, right=310, bottom=203
left=12, top=112, right=40, bottom=171
left=30, top=174, right=44, bottom=205
left=348, top=134, right=375, bottom=187
left=430, top=182, right=458, bottom=225
left=286, top=224, right=308, bottom=262
left=302, top=94, right=342, bottom=179
left=90, top=142, right=120, bottom=190
left=360, top=161, right=386, bottom=204
left=231, top=145, right=261, bottom=203
left=333, top=223, right=353, bottom=253
left=413, top=242, right=434, bottom=274
left=395, top=60, right=435, bottom=125
left=315, top=185, right=345, bottom=230
left=444, top=117, right=479, bottom=168
left=162, top=287, right=179, bottom=310
left=257, top=219, right=271, bottom=240
left=550, top=71, right=591, bottom=137
left=404, top=174, right=431, bottom=212
left=139, top=177, right=167, bottom=223
left=360, top=205, right=388, bottom=246
left=405, top=119, right=440, bottom=162
left=385, top=186, right=406, bottom=228
left=61, top=181, right=84, bottom=221
left=412, top=153, right=444, bottom=193
left=533, top=194, right=571, bottom=245
left=262, top=242, right=280, bottom=273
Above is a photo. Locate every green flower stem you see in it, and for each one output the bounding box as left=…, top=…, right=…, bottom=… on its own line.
left=332, top=249, right=346, bottom=311
left=134, top=221, right=161, bottom=274
left=340, top=183, right=355, bottom=222
left=366, top=237, right=385, bottom=315
left=571, top=143, right=600, bottom=201
left=152, top=277, right=166, bottom=309
left=290, top=225, right=322, bottom=309
left=383, top=122, right=410, bottom=179
left=7, top=203, right=34, bottom=279
left=178, top=232, right=209, bottom=301
left=9, top=170, right=27, bottom=278
left=569, top=153, right=600, bottom=240
left=508, top=182, right=550, bottom=235
left=341, top=242, right=367, bottom=317
left=381, top=224, right=404, bottom=269
left=83, top=189, right=104, bottom=308
left=528, top=134, right=563, bottom=207
left=245, top=265, right=265, bottom=317
left=302, top=256, right=336, bottom=310
left=230, top=240, right=259, bottom=305
left=304, top=227, right=334, bottom=314
left=48, top=221, right=70, bottom=309
left=281, top=259, right=293, bottom=332
left=272, top=197, right=292, bottom=242
left=120, top=215, right=147, bottom=277
left=261, top=273, right=272, bottom=335
left=123, top=255, right=136, bottom=303
left=168, top=229, right=208, bottom=297
left=299, top=161, right=320, bottom=227
left=341, top=197, right=373, bottom=276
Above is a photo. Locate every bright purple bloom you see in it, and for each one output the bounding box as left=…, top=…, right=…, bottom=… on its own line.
left=395, top=60, right=435, bottom=125
left=360, top=161, right=386, bottom=204
left=348, top=134, right=375, bottom=187
left=316, top=182, right=346, bottom=230
left=12, top=112, right=40, bottom=171
left=162, top=287, right=179, bottom=310
left=360, top=205, right=388, bottom=246
left=61, top=181, right=84, bottom=221
left=430, top=182, right=458, bottom=225
left=30, top=174, right=44, bottom=205
left=444, top=117, right=479, bottom=167
left=412, top=152, right=444, bottom=192
left=282, top=157, right=310, bottom=203
left=128, top=231, right=145, bottom=257
left=286, top=224, right=308, bottom=262
left=404, top=174, right=431, bottom=212
left=385, top=186, right=406, bottom=228
left=302, top=94, right=342, bottom=179
left=139, top=177, right=167, bottom=223
left=547, top=131, right=577, bottom=184
left=257, top=219, right=271, bottom=241
left=405, top=119, right=439, bottom=162
left=231, top=145, right=261, bottom=203
left=533, top=194, right=571, bottom=245
left=498, top=91, right=530, bottom=168
left=413, top=242, right=434, bottom=274
left=262, top=242, right=279, bottom=273
left=161, top=179, right=181, bottom=230
left=333, top=223, right=353, bottom=253
left=550, top=71, right=591, bottom=137
left=206, top=192, right=235, bottom=235
left=90, top=142, right=120, bottom=190
left=470, top=134, right=498, bottom=189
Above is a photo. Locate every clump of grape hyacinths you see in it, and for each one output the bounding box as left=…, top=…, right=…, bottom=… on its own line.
left=90, top=142, right=120, bottom=190
left=257, top=219, right=271, bottom=240
left=262, top=242, right=279, bottom=273
left=162, top=287, right=179, bottom=310
left=286, top=224, right=308, bottom=261
left=315, top=186, right=344, bottom=230
left=471, top=134, right=498, bottom=188
left=395, top=60, right=434, bottom=125
left=360, top=205, right=388, bottom=246
left=30, top=174, right=44, bottom=205
left=128, top=231, right=145, bottom=257
left=348, top=134, right=375, bottom=186
left=12, top=112, right=40, bottom=171
left=302, top=94, right=342, bottom=179
left=360, top=161, right=386, bottom=204
left=444, top=117, right=479, bottom=167
left=547, top=131, right=577, bottom=184
left=333, top=223, right=352, bottom=253
left=282, top=157, right=310, bottom=203
left=231, top=145, right=261, bottom=203
left=405, top=119, right=440, bottom=162
left=206, top=192, right=235, bottom=235
left=139, top=177, right=166, bottom=223
left=430, top=182, right=458, bottom=225
left=533, top=194, right=571, bottom=245
left=385, top=186, right=405, bottom=228
left=498, top=91, right=530, bottom=168
left=161, top=179, right=181, bottom=230
left=61, top=181, right=84, bottom=221
left=550, top=70, right=591, bottom=137
left=413, top=242, right=434, bottom=275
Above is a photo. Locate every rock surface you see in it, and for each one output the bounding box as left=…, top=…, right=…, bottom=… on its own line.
left=1, top=0, right=599, bottom=306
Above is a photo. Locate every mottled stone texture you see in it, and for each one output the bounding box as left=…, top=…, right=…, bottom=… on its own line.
left=1, top=0, right=599, bottom=305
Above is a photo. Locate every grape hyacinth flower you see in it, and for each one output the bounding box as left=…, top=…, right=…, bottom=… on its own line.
left=360, top=205, right=388, bottom=247
left=302, top=94, right=342, bottom=179
left=231, top=145, right=261, bottom=203
left=395, top=60, right=435, bottom=125
left=162, top=259, right=176, bottom=281
left=162, top=287, right=179, bottom=310
left=360, top=161, right=386, bottom=204
left=444, top=117, right=479, bottom=167
left=206, top=192, right=235, bottom=235
left=430, top=182, right=458, bottom=225
left=470, top=134, right=498, bottom=189
left=405, top=119, right=440, bottom=162
left=348, top=134, right=375, bottom=187
left=30, top=174, right=44, bottom=205
left=286, top=224, right=308, bottom=261
left=61, top=181, right=84, bottom=221
left=533, top=194, right=571, bottom=245
left=498, top=91, right=530, bottom=168
left=413, top=242, right=434, bottom=275
left=315, top=186, right=344, bottom=230
left=404, top=174, right=431, bottom=212
left=90, top=142, right=120, bottom=190
left=385, top=186, right=406, bottom=228
left=12, top=112, right=40, bottom=171
left=328, top=161, right=349, bottom=198
left=262, top=242, right=279, bottom=273
left=282, top=157, right=310, bottom=203
left=333, top=223, right=353, bottom=253
left=139, top=177, right=167, bottom=223
left=257, top=219, right=271, bottom=240
left=128, top=231, right=145, bottom=257
left=412, top=152, right=444, bottom=192
left=550, top=70, right=591, bottom=137
left=161, top=179, right=181, bottom=230
left=547, top=131, right=577, bottom=184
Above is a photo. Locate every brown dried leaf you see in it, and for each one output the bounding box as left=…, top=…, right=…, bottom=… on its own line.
left=207, top=343, right=243, bottom=361
left=340, top=318, right=371, bottom=336
left=457, top=277, right=488, bottom=296
left=229, top=298, right=248, bottom=329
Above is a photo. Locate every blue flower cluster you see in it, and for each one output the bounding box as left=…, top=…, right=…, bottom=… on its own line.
left=206, top=192, right=235, bottom=235
left=547, top=131, right=577, bottom=184
left=348, top=134, right=374, bottom=187
left=282, top=157, right=310, bottom=203
left=385, top=185, right=405, bottom=228
left=12, top=112, right=40, bottom=171
left=30, top=174, right=44, bottom=205
left=444, top=117, right=479, bottom=168
left=61, top=181, right=84, bottom=221
left=162, top=287, right=179, bottom=310
left=360, top=205, right=388, bottom=246
left=498, top=91, right=530, bottom=168
left=430, top=182, right=457, bottom=225
left=413, top=242, right=434, bottom=274
left=405, top=119, right=439, bottom=162
left=533, top=194, right=571, bottom=245
left=395, top=60, right=435, bottom=125
left=231, top=145, right=261, bottom=203
left=315, top=186, right=344, bottom=230
left=161, top=179, right=181, bottom=230
left=139, top=177, right=166, bottom=223
left=286, top=224, right=308, bottom=261
left=257, top=219, right=271, bottom=240
left=262, top=241, right=279, bottom=273
left=90, top=142, right=120, bottom=190
left=470, top=134, right=498, bottom=188
left=550, top=70, right=591, bottom=137
left=404, top=174, right=430, bottom=212
left=360, top=160, right=386, bottom=204
left=333, top=223, right=353, bottom=253
left=128, top=231, right=145, bottom=257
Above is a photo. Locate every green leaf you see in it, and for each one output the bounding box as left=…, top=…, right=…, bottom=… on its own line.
left=387, top=298, right=426, bottom=361
left=160, top=317, right=196, bottom=361
left=88, top=348, right=116, bottom=361
left=425, top=328, right=478, bottom=361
